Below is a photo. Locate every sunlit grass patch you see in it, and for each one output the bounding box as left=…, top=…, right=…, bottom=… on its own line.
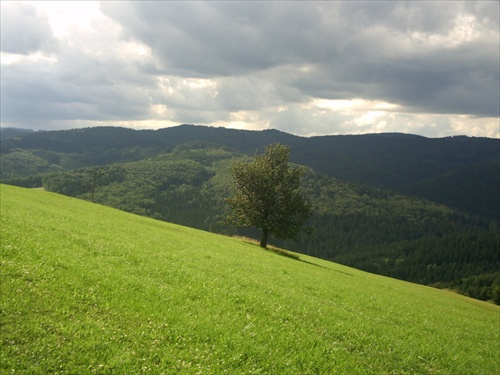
left=1, top=184, right=499, bottom=374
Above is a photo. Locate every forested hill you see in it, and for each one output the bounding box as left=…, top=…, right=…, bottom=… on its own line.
left=1, top=125, right=499, bottom=218
left=1, top=126, right=499, bottom=302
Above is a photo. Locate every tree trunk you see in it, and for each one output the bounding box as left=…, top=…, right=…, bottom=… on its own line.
left=260, top=228, right=269, bottom=248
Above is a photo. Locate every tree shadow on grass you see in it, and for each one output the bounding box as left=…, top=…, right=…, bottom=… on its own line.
left=268, top=245, right=353, bottom=276
left=234, top=235, right=353, bottom=275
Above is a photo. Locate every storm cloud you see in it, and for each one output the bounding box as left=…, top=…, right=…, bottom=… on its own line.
left=1, top=1, right=498, bottom=137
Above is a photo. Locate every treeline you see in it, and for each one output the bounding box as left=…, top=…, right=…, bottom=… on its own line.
left=2, top=125, right=499, bottom=218
left=6, top=143, right=499, bottom=303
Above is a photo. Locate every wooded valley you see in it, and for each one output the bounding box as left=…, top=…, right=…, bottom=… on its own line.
left=1, top=125, right=499, bottom=303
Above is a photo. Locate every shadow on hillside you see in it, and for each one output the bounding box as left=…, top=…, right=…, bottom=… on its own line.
left=234, top=236, right=354, bottom=275
left=268, top=246, right=353, bottom=276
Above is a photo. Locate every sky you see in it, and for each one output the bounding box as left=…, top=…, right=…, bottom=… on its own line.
left=1, top=1, right=499, bottom=138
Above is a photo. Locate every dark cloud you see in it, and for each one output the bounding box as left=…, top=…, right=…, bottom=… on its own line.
left=0, top=3, right=57, bottom=55
left=293, top=41, right=499, bottom=118
left=102, top=1, right=499, bottom=119
left=1, top=1, right=498, bottom=137
left=1, top=47, right=155, bottom=125
left=101, top=2, right=338, bottom=76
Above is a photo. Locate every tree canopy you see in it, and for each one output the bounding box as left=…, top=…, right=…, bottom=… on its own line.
left=226, top=143, right=313, bottom=248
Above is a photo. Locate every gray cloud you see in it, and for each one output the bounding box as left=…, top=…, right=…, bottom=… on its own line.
left=1, top=1, right=498, bottom=137
left=1, top=51, right=157, bottom=127
left=102, top=2, right=303, bottom=76
left=0, top=2, right=57, bottom=55
left=102, top=1, right=499, bottom=118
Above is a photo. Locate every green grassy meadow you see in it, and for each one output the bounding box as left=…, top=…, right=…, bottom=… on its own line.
left=1, top=184, right=498, bottom=374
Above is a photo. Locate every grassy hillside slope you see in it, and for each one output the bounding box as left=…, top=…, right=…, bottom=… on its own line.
left=26, top=147, right=500, bottom=302
left=1, top=184, right=498, bottom=374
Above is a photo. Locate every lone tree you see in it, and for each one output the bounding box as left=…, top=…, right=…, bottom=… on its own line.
left=226, top=143, right=313, bottom=248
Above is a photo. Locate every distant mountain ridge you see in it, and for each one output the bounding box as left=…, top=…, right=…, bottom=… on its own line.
left=1, top=125, right=498, bottom=218
left=0, top=127, right=34, bottom=140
